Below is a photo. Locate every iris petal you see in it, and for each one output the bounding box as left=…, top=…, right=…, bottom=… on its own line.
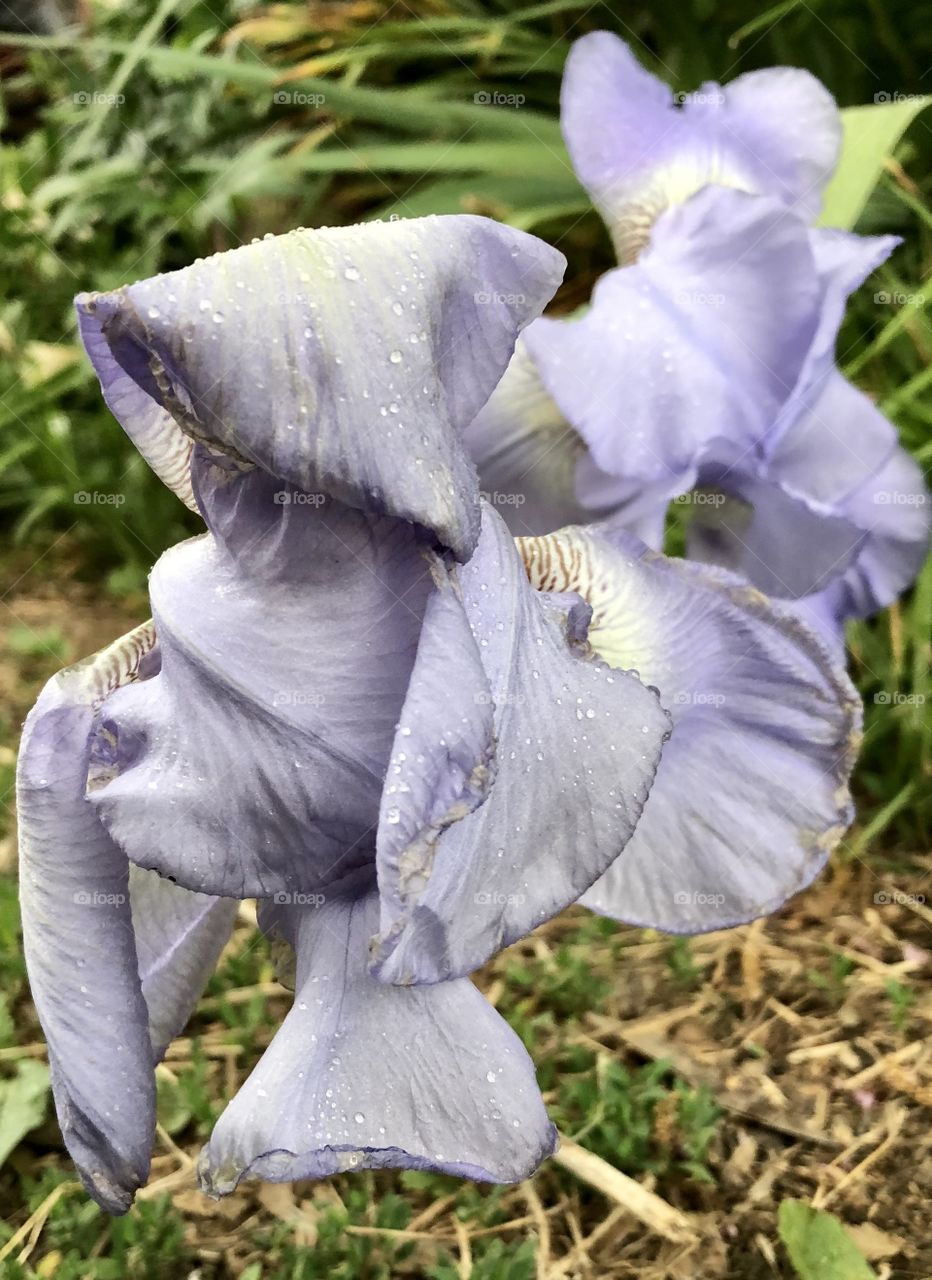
left=75, top=299, right=197, bottom=511
left=772, top=229, right=899, bottom=436
left=76, top=215, right=565, bottom=560
left=685, top=466, right=865, bottom=599
left=524, top=188, right=820, bottom=490
left=371, top=504, right=670, bottom=984
left=17, top=625, right=159, bottom=1213
left=561, top=31, right=840, bottom=260
left=516, top=525, right=860, bottom=932
left=779, top=377, right=931, bottom=626
left=690, top=372, right=931, bottom=621
left=463, top=337, right=593, bottom=535
left=197, top=892, right=556, bottom=1193
left=130, top=868, right=237, bottom=1058
left=90, top=465, right=434, bottom=898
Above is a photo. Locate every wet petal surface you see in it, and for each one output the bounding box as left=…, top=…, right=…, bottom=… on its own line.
left=17, top=625, right=159, bottom=1213
left=517, top=524, right=860, bottom=932
left=371, top=505, right=670, bottom=983
left=76, top=216, right=565, bottom=560
left=198, top=892, right=556, bottom=1192
left=91, top=465, right=434, bottom=898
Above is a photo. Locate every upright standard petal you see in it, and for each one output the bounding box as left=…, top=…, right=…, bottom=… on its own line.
left=525, top=188, right=819, bottom=491
left=198, top=893, right=556, bottom=1193
left=17, top=624, right=159, bottom=1213
left=90, top=464, right=434, bottom=899
left=76, top=215, right=565, bottom=560
left=561, top=31, right=840, bottom=260
left=772, top=229, right=899, bottom=438
left=129, top=868, right=237, bottom=1059
left=516, top=525, right=861, bottom=932
left=371, top=504, right=670, bottom=985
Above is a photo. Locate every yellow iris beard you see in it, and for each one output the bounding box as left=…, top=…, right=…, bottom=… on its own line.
left=516, top=528, right=666, bottom=686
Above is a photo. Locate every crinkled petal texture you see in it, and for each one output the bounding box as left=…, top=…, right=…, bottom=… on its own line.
left=561, top=31, right=840, bottom=260
left=687, top=372, right=931, bottom=623
left=370, top=504, right=670, bottom=985
left=518, top=200, right=909, bottom=626
left=17, top=627, right=160, bottom=1214
left=763, top=373, right=931, bottom=619
left=76, top=215, right=565, bottom=561
left=516, top=525, right=861, bottom=932
left=198, top=892, right=556, bottom=1194
left=129, top=867, right=237, bottom=1058
left=90, top=462, right=434, bottom=899
left=524, top=188, right=821, bottom=490
left=771, top=229, right=899, bottom=437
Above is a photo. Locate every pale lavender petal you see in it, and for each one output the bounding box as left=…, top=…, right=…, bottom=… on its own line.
left=75, top=301, right=196, bottom=511
left=463, top=338, right=590, bottom=535
left=512, top=525, right=860, bottom=930
left=17, top=626, right=159, bottom=1213
left=685, top=467, right=865, bottom=599
left=371, top=503, right=670, bottom=984
left=690, top=372, right=930, bottom=615
left=377, top=552, right=497, bottom=895
left=129, top=868, right=237, bottom=1059
left=773, top=230, right=899, bottom=437
left=91, top=464, right=433, bottom=899
left=197, top=892, right=556, bottom=1192
left=525, top=188, right=819, bottom=490
left=561, top=32, right=840, bottom=259
left=809, top=434, right=930, bottom=621
left=76, top=216, right=565, bottom=560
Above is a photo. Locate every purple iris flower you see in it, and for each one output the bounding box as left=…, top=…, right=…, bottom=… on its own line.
left=18, top=213, right=859, bottom=1214
left=466, top=32, right=930, bottom=641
